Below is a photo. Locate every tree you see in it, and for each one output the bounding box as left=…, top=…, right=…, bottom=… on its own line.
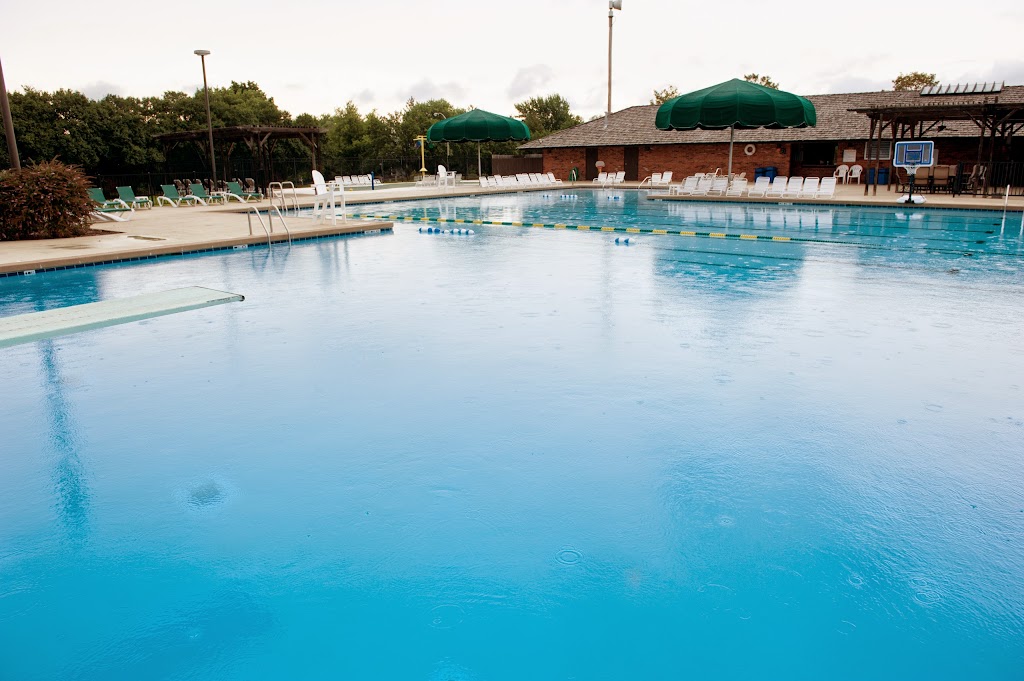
left=893, top=72, right=938, bottom=91
left=514, top=94, right=582, bottom=139
left=744, top=74, right=779, bottom=89
left=650, top=86, right=680, bottom=105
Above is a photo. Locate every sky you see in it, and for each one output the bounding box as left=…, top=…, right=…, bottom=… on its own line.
left=4, top=0, right=1024, bottom=121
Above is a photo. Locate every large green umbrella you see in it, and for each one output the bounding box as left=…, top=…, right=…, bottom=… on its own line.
left=427, top=109, right=531, bottom=179
left=655, top=78, right=816, bottom=178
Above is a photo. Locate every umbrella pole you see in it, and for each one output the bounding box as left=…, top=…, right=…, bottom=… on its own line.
left=478, top=143, right=482, bottom=179
left=727, top=125, right=735, bottom=180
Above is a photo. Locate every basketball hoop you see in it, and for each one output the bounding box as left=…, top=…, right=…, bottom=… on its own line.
left=894, top=141, right=935, bottom=204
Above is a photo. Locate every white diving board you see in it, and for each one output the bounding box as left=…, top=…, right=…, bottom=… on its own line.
left=0, top=286, right=244, bottom=349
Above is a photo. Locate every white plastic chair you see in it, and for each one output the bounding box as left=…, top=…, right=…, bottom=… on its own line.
left=747, top=176, right=771, bottom=198
left=781, top=177, right=805, bottom=198
left=765, top=176, right=788, bottom=198
left=834, top=164, right=850, bottom=184
left=671, top=176, right=700, bottom=195
left=726, top=178, right=748, bottom=197
left=799, top=177, right=820, bottom=198
left=706, top=177, right=730, bottom=196
left=815, top=177, right=837, bottom=199
left=655, top=171, right=673, bottom=187
left=849, top=165, right=863, bottom=184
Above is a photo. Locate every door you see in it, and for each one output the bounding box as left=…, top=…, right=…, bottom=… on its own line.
left=585, top=147, right=599, bottom=180
left=624, top=146, right=640, bottom=181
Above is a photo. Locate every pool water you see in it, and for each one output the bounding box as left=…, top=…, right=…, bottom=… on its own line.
left=2, top=191, right=1023, bottom=679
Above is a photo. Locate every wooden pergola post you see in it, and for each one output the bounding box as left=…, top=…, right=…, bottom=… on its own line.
left=865, top=116, right=877, bottom=196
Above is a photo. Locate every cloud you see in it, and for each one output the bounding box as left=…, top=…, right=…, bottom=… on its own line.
left=354, top=88, right=376, bottom=104
left=507, top=65, right=555, bottom=100
left=954, top=60, right=1024, bottom=85
left=81, top=80, right=123, bottom=100
left=819, top=75, right=891, bottom=94
left=399, top=79, right=466, bottom=103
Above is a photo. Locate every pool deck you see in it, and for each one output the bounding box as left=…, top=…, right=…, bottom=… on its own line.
left=2, top=182, right=1022, bottom=275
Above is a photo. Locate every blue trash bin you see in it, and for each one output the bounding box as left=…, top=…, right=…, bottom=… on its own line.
left=765, top=167, right=778, bottom=180
left=878, top=168, right=890, bottom=185
left=868, top=168, right=876, bottom=185
left=754, top=167, right=765, bottom=179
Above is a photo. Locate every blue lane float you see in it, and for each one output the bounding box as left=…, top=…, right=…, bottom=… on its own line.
left=560, top=195, right=578, bottom=200
left=614, top=237, right=631, bottom=245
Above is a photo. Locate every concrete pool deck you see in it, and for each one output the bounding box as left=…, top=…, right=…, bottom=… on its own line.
left=2, top=182, right=1021, bottom=275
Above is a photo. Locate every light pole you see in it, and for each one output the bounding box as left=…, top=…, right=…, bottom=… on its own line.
left=432, top=112, right=450, bottom=169
left=0, top=56, right=20, bottom=170
left=194, top=50, right=216, bottom=186
left=605, top=0, right=622, bottom=130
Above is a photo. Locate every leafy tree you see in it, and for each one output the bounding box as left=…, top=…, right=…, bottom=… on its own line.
left=744, top=74, right=779, bottom=89
left=650, top=86, right=680, bottom=105
left=205, top=81, right=292, bottom=127
left=893, top=72, right=938, bottom=91
left=513, top=94, right=582, bottom=139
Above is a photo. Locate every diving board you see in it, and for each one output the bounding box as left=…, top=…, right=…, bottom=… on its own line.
left=0, top=287, right=244, bottom=349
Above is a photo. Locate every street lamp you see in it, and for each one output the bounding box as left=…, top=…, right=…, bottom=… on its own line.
left=605, top=0, right=622, bottom=130
left=432, top=112, right=452, bottom=172
left=194, top=49, right=216, bottom=186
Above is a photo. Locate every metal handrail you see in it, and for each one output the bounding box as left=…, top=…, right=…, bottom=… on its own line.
left=267, top=204, right=292, bottom=243
left=268, top=181, right=299, bottom=214
left=246, top=207, right=272, bottom=247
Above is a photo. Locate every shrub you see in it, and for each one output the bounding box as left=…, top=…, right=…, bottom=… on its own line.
left=0, top=161, right=95, bottom=241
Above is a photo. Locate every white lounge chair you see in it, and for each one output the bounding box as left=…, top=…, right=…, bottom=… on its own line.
left=639, top=172, right=661, bottom=188
left=612, top=170, right=626, bottom=185
left=799, top=177, right=820, bottom=198
left=815, top=177, right=837, bottom=199
left=706, top=177, right=730, bottom=196
left=765, top=176, right=788, bottom=198
left=747, top=176, right=771, bottom=198
left=547, top=172, right=563, bottom=185
left=654, top=171, right=673, bottom=188
left=671, top=176, right=700, bottom=195
left=691, top=176, right=717, bottom=196
left=592, top=172, right=608, bottom=186
left=726, top=178, right=748, bottom=197
left=781, top=177, right=804, bottom=198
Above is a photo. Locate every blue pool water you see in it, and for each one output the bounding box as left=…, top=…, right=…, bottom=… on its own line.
left=2, top=191, right=1023, bottom=679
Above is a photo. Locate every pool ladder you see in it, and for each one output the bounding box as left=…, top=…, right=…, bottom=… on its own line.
left=268, top=181, right=299, bottom=216
left=246, top=205, right=291, bottom=247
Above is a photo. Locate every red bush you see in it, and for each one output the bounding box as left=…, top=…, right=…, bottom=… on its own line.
left=0, top=161, right=94, bottom=240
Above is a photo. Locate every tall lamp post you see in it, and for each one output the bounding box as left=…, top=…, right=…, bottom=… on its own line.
left=0, top=56, right=21, bottom=170
left=605, top=0, right=622, bottom=129
left=432, top=112, right=450, bottom=170
left=194, top=50, right=217, bottom=185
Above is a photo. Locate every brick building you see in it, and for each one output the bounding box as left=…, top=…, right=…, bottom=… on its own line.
left=520, top=87, right=1024, bottom=186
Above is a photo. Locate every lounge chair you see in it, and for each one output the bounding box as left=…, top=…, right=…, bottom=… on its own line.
left=834, top=164, right=850, bottom=184
left=747, top=176, right=771, bottom=198
left=116, top=186, right=152, bottom=210
left=158, top=184, right=204, bottom=206
left=639, top=172, right=661, bottom=188
left=546, top=172, right=563, bottom=185
left=849, top=164, right=863, bottom=184
left=798, top=177, right=820, bottom=198
left=88, top=188, right=129, bottom=211
left=226, top=180, right=263, bottom=202
left=671, top=176, right=700, bottom=195
left=765, top=176, right=788, bottom=198
left=815, top=177, right=837, bottom=199
left=654, top=171, right=673, bottom=188
left=189, top=183, right=225, bottom=205
left=781, top=177, right=805, bottom=198
left=612, top=171, right=626, bottom=185
left=705, top=177, right=730, bottom=196
left=691, top=176, right=716, bottom=196
left=726, top=178, right=748, bottom=197
left=592, top=172, right=608, bottom=186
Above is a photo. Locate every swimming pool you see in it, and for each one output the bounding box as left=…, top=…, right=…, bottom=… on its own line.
left=2, top=191, right=1023, bottom=679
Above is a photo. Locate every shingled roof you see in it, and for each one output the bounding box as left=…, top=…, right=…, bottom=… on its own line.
left=520, top=86, right=1024, bottom=149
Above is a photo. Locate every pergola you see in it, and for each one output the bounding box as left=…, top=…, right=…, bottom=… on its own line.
left=849, top=95, right=1024, bottom=196
left=153, top=125, right=325, bottom=189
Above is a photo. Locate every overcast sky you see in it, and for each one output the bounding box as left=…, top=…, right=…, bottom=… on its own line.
left=4, top=0, right=1023, bottom=120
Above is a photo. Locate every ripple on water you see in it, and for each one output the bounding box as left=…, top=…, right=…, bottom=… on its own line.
left=716, top=515, right=735, bottom=527
left=909, top=577, right=943, bottom=607
left=556, top=548, right=583, bottom=565
left=429, top=604, right=465, bottom=630
left=175, top=476, right=235, bottom=513
left=924, top=403, right=944, bottom=412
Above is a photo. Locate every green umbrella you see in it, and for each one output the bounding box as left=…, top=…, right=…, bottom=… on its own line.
left=655, top=78, right=816, bottom=178
left=427, top=109, right=531, bottom=179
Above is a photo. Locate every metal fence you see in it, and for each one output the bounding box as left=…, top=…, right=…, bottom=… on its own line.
left=93, top=153, right=495, bottom=197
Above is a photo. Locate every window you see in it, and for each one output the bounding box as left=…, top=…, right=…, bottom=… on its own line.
left=865, top=140, right=893, bottom=161
left=798, top=142, right=838, bottom=165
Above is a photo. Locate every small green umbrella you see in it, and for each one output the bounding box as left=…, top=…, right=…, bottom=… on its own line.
left=655, top=78, right=816, bottom=178
left=427, top=109, right=531, bottom=179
